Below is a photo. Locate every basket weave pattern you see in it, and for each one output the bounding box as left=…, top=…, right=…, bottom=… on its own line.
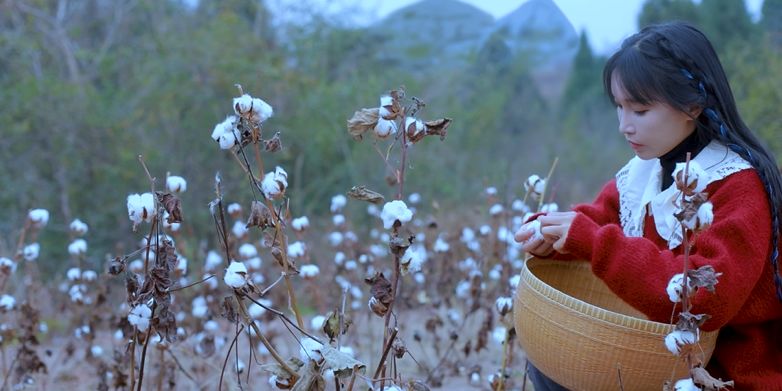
left=514, top=258, right=719, bottom=391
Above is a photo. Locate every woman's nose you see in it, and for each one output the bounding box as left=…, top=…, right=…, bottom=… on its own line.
left=618, top=109, right=633, bottom=134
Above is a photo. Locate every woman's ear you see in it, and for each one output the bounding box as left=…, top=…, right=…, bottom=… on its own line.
left=689, top=105, right=703, bottom=118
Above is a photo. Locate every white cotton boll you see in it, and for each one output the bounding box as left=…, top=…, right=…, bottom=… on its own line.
left=23, top=243, right=40, bottom=261
left=0, top=294, right=16, bottom=311
left=204, top=320, right=220, bottom=332
left=248, top=299, right=271, bottom=318
left=205, top=250, right=223, bottom=272
left=127, top=193, right=156, bottom=227
left=331, top=194, right=347, bottom=213
left=332, top=214, right=346, bottom=227
left=666, top=273, right=696, bottom=303
left=245, top=257, right=262, bottom=269
left=291, top=216, right=310, bottom=232
left=233, top=94, right=254, bottom=114
left=192, top=296, right=208, bottom=318
left=367, top=205, right=380, bottom=217
left=128, top=259, right=144, bottom=273
left=447, top=308, right=462, bottom=324
left=224, top=261, right=248, bottom=288
left=379, top=94, right=393, bottom=108
left=672, top=160, right=710, bottom=193
left=685, top=201, right=715, bottom=230
left=380, top=200, right=413, bottom=229
left=541, top=203, right=559, bottom=213
left=405, top=117, right=425, bottom=136
left=66, top=267, right=81, bottom=281
left=414, top=273, right=425, bottom=284
left=69, top=219, right=89, bottom=235
left=310, top=315, right=326, bottom=331
left=239, top=243, right=258, bottom=259
left=525, top=175, right=546, bottom=195
left=288, top=241, right=306, bottom=258
left=495, top=296, right=513, bottom=315
left=408, top=193, right=421, bottom=204
left=344, top=231, right=358, bottom=243
left=358, top=254, right=370, bottom=264
left=349, top=285, right=363, bottom=299
left=489, top=267, right=502, bottom=281
left=68, top=284, right=87, bottom=303
left=204, top=274, right=218, bottom=290
left=401, top=245, right=426, bottom=275
left=383, top=386, right=403, bottom=391
left=479, top=225, right=492, bottom=236
left=489, top=204, right=504, bottom=216
left=176, top=257, right=188, bottom=274
left=665, top=330, right=697, bottom=355
left=251, top=273, right=265, bottom=285
left=300, top=264, right=320, bottom=278
left=509, top=275, right=521, bottom=291
left=492, top=327, right=507, bottom=345
left=0, top=257, right=16, bottom=273
left=28, top=209, right=49, bottom=228
left=91, top=345, right=103, bottom=357
left=485, top=187, right=498, bottom=196
left=227, top=203, right=242, bottom=215
left=68, top=239, right=87, bottom=256
left=232, top=220, right=248, bottom=239
left=218, top=130, right=238, bottom=149
left=334, top=252, right=346, bottom=265
left=673, top=378, right=699, bottom=391
left=433, top=237, right=449, bottom=253
left=328, top=231, right=344, bottom=247
left=299, top=337, right=324, bottom=362
left=370, top=244, right=387, bottom=257
left=374, top=118, right=398, bottom=138
left=166, top=175, right=187, bottom=193
left=458, top=257, right=478, bottom=272
left=455, top=280, right=471, bottom=298
left=251, top=97, right=274, bottom=122
left=512, top=199, right=530, bottom=213
left=128, top=304, right=152, bottom=332
left=461, top=227, right=475, bottom=243
left=75, top=324, right=91, bottom=339
left=380, top=232, right=391, bottom=242
left=261, top=166, right=288, bottom=200
left=113, top=329, right=125, bottom=341
left=344, top=260, right=358, bottom=270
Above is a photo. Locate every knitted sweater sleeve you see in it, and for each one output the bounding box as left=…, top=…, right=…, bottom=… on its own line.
left=562, top=169, right=771, bottom=331
left=571, top=179, right=621, bottom=226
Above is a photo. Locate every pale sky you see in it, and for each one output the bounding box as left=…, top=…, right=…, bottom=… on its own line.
left=280, top=0, right=765, bottom=54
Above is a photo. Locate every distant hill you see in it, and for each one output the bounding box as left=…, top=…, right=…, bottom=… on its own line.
left=370, top=0, right=578, bottom=101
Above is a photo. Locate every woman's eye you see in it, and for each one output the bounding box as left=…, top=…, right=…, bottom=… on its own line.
left=634, top=110, right=649, bottom=115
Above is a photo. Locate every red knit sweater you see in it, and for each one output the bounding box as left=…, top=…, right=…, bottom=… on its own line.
left=555, top=169, right=782, bottom=390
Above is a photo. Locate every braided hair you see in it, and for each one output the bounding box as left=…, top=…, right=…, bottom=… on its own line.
left=602, top=21, right=782, bottom=300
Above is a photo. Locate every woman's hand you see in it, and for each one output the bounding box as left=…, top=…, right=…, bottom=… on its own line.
left=538, top=212, right=578, bottom=253
left=514, top=220, right=555, bottom=256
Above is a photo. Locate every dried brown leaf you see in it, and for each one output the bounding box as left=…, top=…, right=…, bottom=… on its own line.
left=688, top=265, right=722, bottom=293
left=346, top=185, right=385, bottom=205
left=264, top=132, right=282, bottom=152
left=156, top=192, right=183, bottom=223
left=691, top=365, right=735, bottom=390
left=346, top=108, right=379, bottom=141
left=389, top=235, right=413, bottom=258
left=364, top=272, right=393, bottom=305
left=246, top=200, right=275, bottom=230
left=424, top=118, right=451, bottom=141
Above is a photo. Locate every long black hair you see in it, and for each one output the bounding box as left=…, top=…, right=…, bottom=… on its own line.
left=602, top=21, right=782, bottom=300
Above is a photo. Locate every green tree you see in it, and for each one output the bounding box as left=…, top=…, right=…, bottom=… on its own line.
left=638, top=0, right=699, bottom=28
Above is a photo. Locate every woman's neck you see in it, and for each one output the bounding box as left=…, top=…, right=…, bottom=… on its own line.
left=659, top=131, right=710, bottom=190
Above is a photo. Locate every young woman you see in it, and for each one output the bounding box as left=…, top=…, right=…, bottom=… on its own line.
left=516, top=22, right=782, bottom=390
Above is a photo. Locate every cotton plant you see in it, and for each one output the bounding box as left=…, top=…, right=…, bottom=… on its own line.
left=663, top=156, right=733, bottom=390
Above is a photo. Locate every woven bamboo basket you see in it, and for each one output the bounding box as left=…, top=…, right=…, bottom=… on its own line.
left=514, top=258, right=719, bottom=391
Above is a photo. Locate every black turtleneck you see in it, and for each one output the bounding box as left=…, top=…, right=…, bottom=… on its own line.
left=659, top=131, right=710, bottom=190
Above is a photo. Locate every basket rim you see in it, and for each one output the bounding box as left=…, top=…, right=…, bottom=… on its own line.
left=521, top=258, right=689, bottom=335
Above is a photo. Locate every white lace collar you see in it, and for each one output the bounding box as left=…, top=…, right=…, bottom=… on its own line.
left=615, top=141, right=752, bottom=249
